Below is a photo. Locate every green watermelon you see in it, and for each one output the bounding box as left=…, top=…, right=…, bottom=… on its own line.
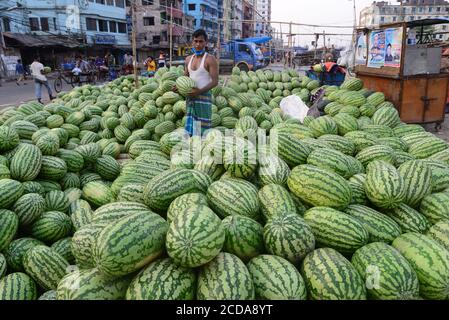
left=0, top=272, right=37, bottom=300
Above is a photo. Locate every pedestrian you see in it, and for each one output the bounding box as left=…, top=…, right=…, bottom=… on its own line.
left=157, top=51, right=166, bottom=68
left=15, top=59, right=26, bottom=86
left=105, top=52, right=116, bottom=68
left=124, top=52, right=133, bottom=74
left=30, top=56, right=55, bottom=104
left=144, top=56, right=156, bottom=77
left=180, top=29, right=218, bottom=137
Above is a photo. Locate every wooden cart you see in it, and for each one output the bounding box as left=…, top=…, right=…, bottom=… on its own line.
left=355, top=18, right=449, bottom=130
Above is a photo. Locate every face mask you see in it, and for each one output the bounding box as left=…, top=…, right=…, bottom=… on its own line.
left=192, top=48, right=206, bottom=56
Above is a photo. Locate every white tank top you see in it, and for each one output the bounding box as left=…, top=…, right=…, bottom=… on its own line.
left=188, top=53, right=212, bottom=90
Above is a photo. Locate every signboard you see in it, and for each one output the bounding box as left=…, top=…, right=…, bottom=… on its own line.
left=384, top=28, right=403, bottom=68
left=368, top=30, right=386, bottom=68
left=126, top=14, right=132, bottom=34
left=94, top=34, right=116, bottom=44
left=355, top=32, right=367, bottom=66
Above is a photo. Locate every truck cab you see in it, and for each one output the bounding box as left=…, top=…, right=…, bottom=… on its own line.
left=221, top=41, right=265, bottom=72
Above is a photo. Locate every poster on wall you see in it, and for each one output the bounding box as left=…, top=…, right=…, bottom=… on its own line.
left=355, top=32, right=367, bottom=65
left=384, top=28, right=403, bottom=67
left=368, top=30, right=386, bottom=68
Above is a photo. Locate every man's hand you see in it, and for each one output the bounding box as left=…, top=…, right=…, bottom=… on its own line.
left=172, top=85, right=178, bottom=93
left=187, top=88, right=201, bottom=98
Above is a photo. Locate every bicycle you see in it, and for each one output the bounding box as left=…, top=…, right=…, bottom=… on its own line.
left=53, top=69, right=97, bottom=93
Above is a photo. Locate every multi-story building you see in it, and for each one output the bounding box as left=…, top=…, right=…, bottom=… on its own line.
left=242, top=0, right=254, bottom=38
left=255, top=0, right=271, bottom=37
left=183, top=0, right=219, bottom=43
left=231, top=0, right=243, bottom=39
left=359, top=0, right=449, bottom=41
left=0, top=0, right=131, bottom=72
left=126, top=0, right=193, bottom=61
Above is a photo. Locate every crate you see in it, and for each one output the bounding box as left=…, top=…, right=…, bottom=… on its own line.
left=307, top=70, right=346, bottom=87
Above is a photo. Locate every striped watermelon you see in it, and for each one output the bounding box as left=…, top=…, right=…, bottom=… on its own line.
left=82, top=181, right=114, bottom=207
left=270, top=132, right=311, bottom=167
left=351, top=242, right=419, bottom=300
left=23, top=245, right=69, bottom=290
left=38, top=290, right=57, bottom=300
left=36, top=134, right=60, bottom=156
left=419, top=192, right=449, bottom=224
left=366, top=92, right=385, bottom=106
left=12, top=193, right=45, bottom=226
left=258, top=184, right=298, bottom=221
left=91, top=202, right=149, bottom=224
left=93, top=211, right=168, bottom=277
left=223, top=140, right=257, bottom=179
left=51, top=237, right=75, bottom=265
left=344, top=131, right=378, bottom=153
left=57, top=149, right=84, bottom=172
left=308, top=116, right=338, bottom=137
left=0, top=253, right=6, bottom=278
left=197, top=252, right=255, bottom=300
left=355, top=145, right=396, bottom=168
left=221, top=215, right=265, bottom=262
left=264, top=213, right=315, bottom=264
left=344, top=205, right=401, bottom=243
left=287, top=165, right=352, bottom=210
left=0, top=273, right=37, bottom=300
left=207, top=178, right=260, bottom=221
left=75, top=143, right=101, bottom=163
left=143, top=169, right=211, bottom=212
left=94, top=155, right=121, bottom=181
left=364, top=161, right=405, bottom=209
left=247, top=255, right=307, bottom=300
left=57, top=268, right=132, bottom=300
left=0, top=209, right=19, bottom=252
left=38, top=156, right=67, bottom=181
left=421, top=159, right=449, bottom=192
left=398, top=160, right=433, bottom=208
left=307, top=148, right=355, bottom=179
left=349, top=174, right=368, bottom=205
left=377, top=137, right=408, bottom=152
left=30, top=211, right=73, bottom=243
left=117, top=183, right=145, bottom=204
left=3, top=238, right=44, bottom=272
left=317, top=134, right=356, bottom=156
left=300, top=248, right=366, bottom=300
left=70, top=199, right=93, bottom=230
left=372, top=106, right=401, bottom=128
left=257, top=152, right=290, bottom=186
left=408, top=137, right=448, bottom=159
left=0, top=126, right=20, bottom=152
left=9, top=144, right=42, bottom=181
left=333, top=113, right=359, bottom=135
left=71, top=222, right=108, bottom=269
left=166, top=205, right=225, bottom=268
left=304, top=207, right=369, bottom=255
left=392, top=233, right=449, bottom=300
left=45, top=190, right=70, bottom=212
left=126, top=257, right=196, bottom=300
left=166, top=193, right=208, bottom=223
left=387, top=203, right=430, bottom=234
left=426, top=219, right=449, bottom=251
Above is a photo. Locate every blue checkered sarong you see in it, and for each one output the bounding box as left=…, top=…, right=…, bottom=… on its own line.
left=185, top=92, right=212, bottom=137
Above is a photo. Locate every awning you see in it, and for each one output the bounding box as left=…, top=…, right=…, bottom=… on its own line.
left=3, top=32, right=83, bottom=48
left=407, top=18, right=449, bottom=28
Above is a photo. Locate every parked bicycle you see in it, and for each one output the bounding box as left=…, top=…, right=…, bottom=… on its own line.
left=53, top=69, right=96, bottom=93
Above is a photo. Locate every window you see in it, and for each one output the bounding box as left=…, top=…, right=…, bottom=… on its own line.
left=2, top=17, right=10, bottom=32
left=117, top=22, right=127, bottom=33
left=153, top=35, right=160, bottom=44
left=393, top=16, right=397, bottom=22
left=142, top=0, right=154, bottom=5
left=446, top=7, right=449, bottom=12
left=109, top=21, right=117, bottom=32
left=380, top=16, right=385, bottom=23
left=429, top=7, right=433, bottom=12
left=126, top=0, right=130, bottom=6
left=40, top=18, right=49, bottom=31
left=161, top=31, right=168, bottom=41
left=96, top=0, right=105, bottom=4
left=115, top=0, right=124, bottom=7
left=143, top=17, right=155, bottom=26
left=443, top=25, right=447, bottom=30
left=440, top=34, right=443, bottom=39
left=419, top=7, right=423, bottom=13
left=86, top=18, right=97, bottom=31
left=98, top=19, right=108, bottom=32
left=160, top=12, right=167, bottom=24
left=412, top=7, right=416, bottom=13
left=53, top=17, right=57, bottom=30
left=29, top=17, right=39, bottom=31
left=107, top=0, right=114, bottom=5
left=410, top=16, right=415, bottom=21
left=418, top=16, right=421, bottom=20
left=188, top=4, right=195, bottom=10
left=437, top=7, right=441, bottom=12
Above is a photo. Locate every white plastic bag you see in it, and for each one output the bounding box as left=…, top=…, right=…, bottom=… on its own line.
left=280, top=95, right=309, bottom=123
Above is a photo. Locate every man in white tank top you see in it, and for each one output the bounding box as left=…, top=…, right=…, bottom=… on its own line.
left=181, top=29, right=219, bottom=137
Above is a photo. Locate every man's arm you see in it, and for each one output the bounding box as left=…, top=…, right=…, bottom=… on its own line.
left=184, top=56, right=191, bottom=76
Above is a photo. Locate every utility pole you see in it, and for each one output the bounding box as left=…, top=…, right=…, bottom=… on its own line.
left=217, top=18, right=221, bottom=75
left=351, top=0, right=357, bottom=70
left=131, top=0, right=139, bottom=88
left=169, top=2, right=173, bottom=67
left=289, top=22, right=292, bottom=67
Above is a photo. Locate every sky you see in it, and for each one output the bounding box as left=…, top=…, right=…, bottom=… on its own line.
left=270, top=0, right=401, bottom=48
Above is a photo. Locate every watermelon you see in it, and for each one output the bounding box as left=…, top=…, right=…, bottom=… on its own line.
left=257, top=152, right=290, bottom=186
left=12, top=193, right=46, bottom=226
left=197, top=252, right=255, bottom=300
left=421, top=159, right=449, bottom=192
left=247, top=255, right=307, bottom=300
left=93, top=211, right=168, bottom=277
left=258, top=184, right=298, bottom=220
left=3, top=238, right=44, bottom=272
left=23, top=245, right=69, bottom=290
left=38, top=290, right=57, bottom=300
left=398, top=160, right=433, bottom=208
left=0, top=253, right=6, bottom=278
left=351, top=242, right=419, bottom=300
left=51, top=237, right=75, bottom=265
left=419, top=192, right=449, bottom=224
left=301, top=248, right=366, bottom=300
left=9, top=144, right=42, bottom=181
left=0, top=272, right=37, bottom=300
left=57, top=268, right=132, bottom=300
left=408, top=137, right=448, bottom=159
left=30, top=211, right=72, bottom=243
left=392, top=233, right=449, bottom=300
left=0, top=209, right=19, bottom=252
left=386, top=203, right=430, bottom=234
left=90, top=202, right=149, bottom=224
left=221, top=215, right=264, bottom=262
left=372, top=107, right=401, bottom=128
left=38, top=156, right=67, bottom=181
left=364, top=161, right=405, bottom=209
left=45, top=190, right=70, bottom=212
left=287, top=165, right=352, bottom=210
left=307, top=148, right=355, bottom=179
left=166, top=193, right=208, bottom=223
left=0, top=126, right=20, bottom=152
left=82, top=181, right=114, bottom=207
left=166, top=205, right=225, bottom=268
left=426, top=219, right=449, bottom=251
left=264, top=213, right=315, bottom=264
left=126, top=258, right=196, bottom=300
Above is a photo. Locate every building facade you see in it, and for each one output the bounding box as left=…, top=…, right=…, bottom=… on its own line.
left=126, top=0, right=193, bottom=61
left=242, top=0, right=254, bottom=38
left=183, top=0, right=219, bottom=43
left=255, top=0, right=271, bottom=37
left=360, top=0, right=449, bottom=41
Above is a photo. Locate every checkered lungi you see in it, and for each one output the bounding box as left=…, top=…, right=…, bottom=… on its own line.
left=185, top=92, right=212, bottom=137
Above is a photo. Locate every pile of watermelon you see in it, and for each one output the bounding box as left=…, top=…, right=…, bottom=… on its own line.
left=0, top=65, right=448, bottom=300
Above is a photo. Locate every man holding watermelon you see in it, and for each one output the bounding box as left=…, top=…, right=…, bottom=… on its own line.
left=182, top=29, right=219, bottom=137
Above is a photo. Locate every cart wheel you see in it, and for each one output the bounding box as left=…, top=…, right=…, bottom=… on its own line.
left=70, top=75, right=77, bottom=88
left=54, top=78, right=62, bottom=93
